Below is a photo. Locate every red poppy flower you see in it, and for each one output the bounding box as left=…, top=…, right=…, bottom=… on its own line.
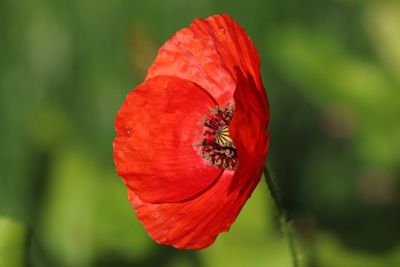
left=113, top=14, right=270, bottom=249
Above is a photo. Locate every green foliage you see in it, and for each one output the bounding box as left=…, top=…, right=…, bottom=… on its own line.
left=0, top=217, right=28, bottom=267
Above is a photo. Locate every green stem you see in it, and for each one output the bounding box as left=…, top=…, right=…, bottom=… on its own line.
left=264, top=167, right=300, bottom=267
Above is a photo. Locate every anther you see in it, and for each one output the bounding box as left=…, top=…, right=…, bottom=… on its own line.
left=195, top=103, right=238, bottom=169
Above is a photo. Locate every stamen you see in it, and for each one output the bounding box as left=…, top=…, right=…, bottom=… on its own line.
left=195, top=103, right=238, bottom=169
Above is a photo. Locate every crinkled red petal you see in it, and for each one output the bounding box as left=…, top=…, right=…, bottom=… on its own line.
left=230, top=69, right=270, bottom=189
left=113, top=76, right=222, bottom=203
left=146, top=14, right=268, bottom=112
left=129, top=170, right=261, bottom=249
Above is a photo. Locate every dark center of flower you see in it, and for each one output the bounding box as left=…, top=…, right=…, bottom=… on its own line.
left=195, top=103, right=238, bottom=169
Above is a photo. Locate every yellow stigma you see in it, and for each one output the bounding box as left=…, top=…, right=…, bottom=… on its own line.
left=216, top=125, right=233, bottom=147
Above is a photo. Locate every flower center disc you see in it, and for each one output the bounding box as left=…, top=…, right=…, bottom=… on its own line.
left=216, top=125, right=233, bottom=147
left=195, top=104, right=238, bottom=169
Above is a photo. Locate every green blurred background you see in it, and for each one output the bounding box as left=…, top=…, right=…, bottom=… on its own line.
left=1, top=0, right=399, bottom=266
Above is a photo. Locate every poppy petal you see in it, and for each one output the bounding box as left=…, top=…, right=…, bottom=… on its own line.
left=113, top=76, right=222, bottom=203
left=146, top=14, right=266, bottom=107
left=230, top=69, right=269, bottom=189
left=129, top=169, right=260, bottom=249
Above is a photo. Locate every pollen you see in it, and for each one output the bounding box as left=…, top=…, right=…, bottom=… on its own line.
left=195, top=103, right=238, bottom=169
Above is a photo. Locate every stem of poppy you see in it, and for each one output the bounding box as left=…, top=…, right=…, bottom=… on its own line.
left=264, top=167, right=300, bottom=267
